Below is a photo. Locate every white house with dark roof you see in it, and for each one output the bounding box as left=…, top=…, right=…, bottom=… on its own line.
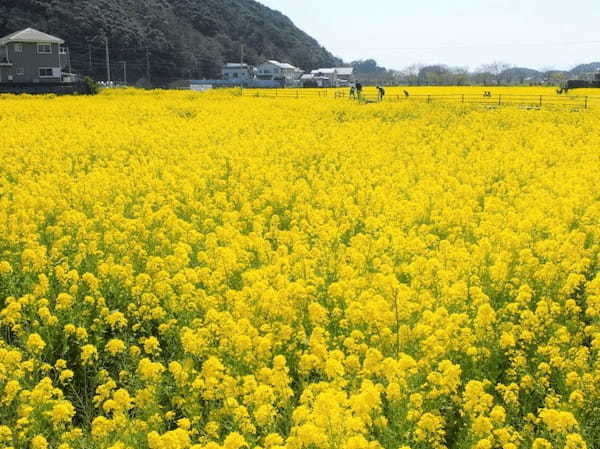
left=256, top=60, right=302, bottom=85
left=306, top=67, right=355, bottom=87
left=0, top=28, right=70, bottom=83
left=221, top=63, right=255, bottom=81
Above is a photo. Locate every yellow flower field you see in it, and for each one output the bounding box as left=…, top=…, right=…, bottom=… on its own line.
left=241, top=87, right=600, bottom=109
left=1, top=88, right=600, bottom=449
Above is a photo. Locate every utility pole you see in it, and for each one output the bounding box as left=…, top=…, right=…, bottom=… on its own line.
left=121, top=61, right=127, bottom=85
left=104, top=36, right=111, bottom=83
left=67, top=47, right=72, bottom=76
left=88, top=44, right=92, bottom=72
left=240, top=43, right=244, bottom=94
left=145, top=46, right=151, bottom=84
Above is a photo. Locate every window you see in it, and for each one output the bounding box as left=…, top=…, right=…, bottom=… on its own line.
left=37, top=43, right=52, bottom=54
left=59, top=45, right=67, bottom=55
left=16, top=68, right=24, bottom=76
left=15, top=43, right=23, bottom=53
left=233, top=73, right=238, bottom=78
left=39, top=67, right=54, bottom=77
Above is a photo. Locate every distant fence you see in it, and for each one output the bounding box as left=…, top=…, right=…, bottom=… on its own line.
left=240, top=88, right=600, bottom=110
left=241, top=88, right=338, bottom=98
left=0, top=82, right=91, bottom=95
left=346, top=92, right=599, bottom=109
left=191, top=79, right=283, bottom=89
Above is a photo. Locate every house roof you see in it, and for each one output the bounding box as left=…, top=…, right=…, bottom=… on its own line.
left=264, top=60, right=299, bottom=70
left=311, top=67, right=354, bottom=76
left=334, top=67, right=354, bottom=76
left=0, top=28, right=64, bottom=46
left=301, top=74, right=331, bottom=81
left=223, top=63, right=251, bottom=69
left=312, top=68, right=336, bottom=75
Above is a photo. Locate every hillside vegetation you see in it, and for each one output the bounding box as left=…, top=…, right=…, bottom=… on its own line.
left=0, top=0, right=341, bottom=83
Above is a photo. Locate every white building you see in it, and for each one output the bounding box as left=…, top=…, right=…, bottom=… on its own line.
left=307, top=67, right=354, bottom=87
left=256, top=60, right=303, bottom=86
left=300, top=74, right=331, bottom=88
left=222, top=63, right=254, bottom=81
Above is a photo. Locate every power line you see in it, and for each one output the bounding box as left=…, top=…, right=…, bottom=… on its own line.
left=69, top=58, right=145, bottom=68
left=120, top=61, right=127, bottom=84
left=146, top=47, right=151, bottom=82
left=70, top=59, right=219, bottom=72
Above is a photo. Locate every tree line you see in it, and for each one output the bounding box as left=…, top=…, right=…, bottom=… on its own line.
left=352, top=59, right=600, bottom=86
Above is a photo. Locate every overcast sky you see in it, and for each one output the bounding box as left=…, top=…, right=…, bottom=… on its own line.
left=258, top=0, right=600, bottom=71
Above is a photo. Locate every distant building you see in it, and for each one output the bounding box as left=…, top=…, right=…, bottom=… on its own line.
left=303, top=67, right=354, bottom=87
left=256, top=60, right=303, bottom=86
left=300, top=74, right=331, bottom=88
left=565, top=71, right=600, bottom=89
left=0, top=28, right=70, bottom=83
left=222, top=63, right=255, bottom=82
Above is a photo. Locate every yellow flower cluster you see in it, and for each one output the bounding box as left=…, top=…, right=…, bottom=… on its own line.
left=1, top=87, right=599, bottom=448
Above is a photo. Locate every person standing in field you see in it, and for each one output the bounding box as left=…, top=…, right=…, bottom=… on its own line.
left=350, top=86, right=356, bottom=99
left=356, top=82, right=363, bottom=99
left=377, top=85, right=386, bottom=102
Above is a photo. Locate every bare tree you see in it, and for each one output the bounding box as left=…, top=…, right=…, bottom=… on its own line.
left=450, top=67, right=470, bottom=85
left=476, top=62, right=512, bottom=85
left=402, top=64, right=424, bottom=85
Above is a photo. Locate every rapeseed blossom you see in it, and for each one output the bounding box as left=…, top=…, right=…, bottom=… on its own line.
left=0, top=87, right=599, bottom=448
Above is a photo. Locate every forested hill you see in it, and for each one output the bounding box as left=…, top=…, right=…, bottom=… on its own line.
left=0, top=0, right=341, bottom=84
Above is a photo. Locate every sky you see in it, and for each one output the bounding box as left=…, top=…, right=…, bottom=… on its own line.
left=258, top=0, right=600, bottom=71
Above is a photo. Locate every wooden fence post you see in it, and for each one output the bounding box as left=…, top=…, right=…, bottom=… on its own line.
left=498, top=94, right=502, bottom=106
left=539, top=95, right=543, bottom=107
left=585, top=96, right=589, bottom=109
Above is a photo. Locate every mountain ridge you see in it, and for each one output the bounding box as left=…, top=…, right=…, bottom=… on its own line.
left=0, top=0, right=342, bottom=83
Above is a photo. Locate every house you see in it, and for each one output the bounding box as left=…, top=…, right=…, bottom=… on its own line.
left=300, top=73, right=332, bottom=88
left=332, top=67, right=354, bottom=84
left=0, top=28, right=70, bottom=83
left=308, top=67, right=354, bottom=87
left=222, top=63, right=255, bottom=82
left=256, top=60, right=303, bottom=86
